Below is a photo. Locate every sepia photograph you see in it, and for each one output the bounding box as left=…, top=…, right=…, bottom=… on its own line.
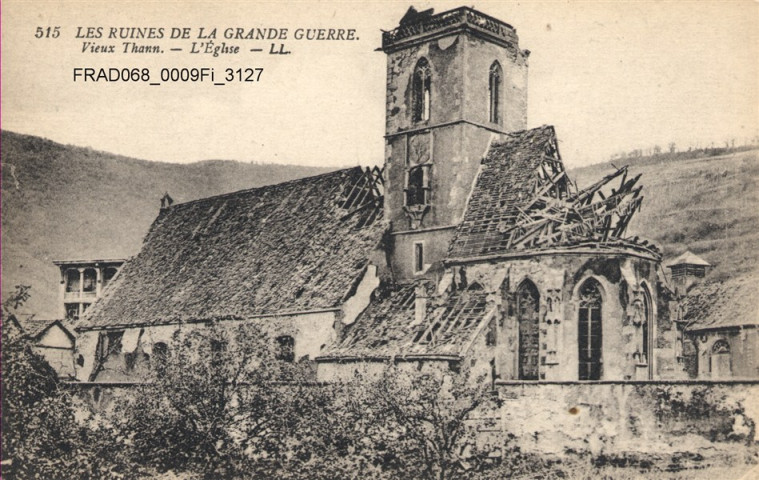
left=1, top=1, right=758, bottom=478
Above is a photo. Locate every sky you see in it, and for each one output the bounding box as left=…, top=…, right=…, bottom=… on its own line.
left=2, top=0, right=757, bottom=169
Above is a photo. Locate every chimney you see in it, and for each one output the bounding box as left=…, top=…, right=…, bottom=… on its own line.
left=160, top=192, right=174, bottom=210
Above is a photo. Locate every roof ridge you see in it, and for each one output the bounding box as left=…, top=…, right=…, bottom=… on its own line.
left=482, top=125, right=556, bottom=153
left=163, top=166, right=363, bottom=209
left=502, top=124, right=555, bottom=140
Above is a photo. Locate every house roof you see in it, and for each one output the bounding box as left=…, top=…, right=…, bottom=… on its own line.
left=667, top=251, right=711, bottom=268
left=448, top=125, right=658, bottom=261
left=20, top=319, right=53, bottom=338
left=81, top=167, right=385, bottom=329
left=319, top=282, right=494, bottom=360
left=16, top=318, right=75, bottom=342
left=683, top=275, right=759, bottom=331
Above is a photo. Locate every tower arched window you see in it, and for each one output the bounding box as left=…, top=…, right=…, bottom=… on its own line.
left=412, top=58, right=431, bottom=122
left=578, top=278, right=603, bottom=380
left=405, top=164, right=430, bottom=207
left=517, top=280, right=540, bottom=380
left=489, top=61, right=502, bottom=125
left=103, top=267, right=119, bottom=288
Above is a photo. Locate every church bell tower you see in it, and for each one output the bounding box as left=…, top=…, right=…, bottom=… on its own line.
left=381, top=6, right=530, bottom=279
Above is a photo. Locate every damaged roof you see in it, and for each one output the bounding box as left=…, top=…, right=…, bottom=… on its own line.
left=320, top=282, right=495, bottom=360
left=448, top=126, right=557, bottom=259
left=683, top=276, right=759, bottom=331
left=82, top=167, right=385, bottom=329
left=448, top=125, right=658, bottom=261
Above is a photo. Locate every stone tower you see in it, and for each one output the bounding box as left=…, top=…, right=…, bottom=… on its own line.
left=380, top=6, right=530, bottom=280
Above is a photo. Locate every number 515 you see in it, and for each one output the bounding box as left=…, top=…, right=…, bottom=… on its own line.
left=35, top=26, right=61, bottom=38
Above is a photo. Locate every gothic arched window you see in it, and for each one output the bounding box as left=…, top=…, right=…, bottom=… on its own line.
left=412, top=58, right=431, bottom=122
left=710, top=339, right=731, bottom=378
left=641, top=285, right=652, bottom=365
left=517, top=280, right=540, bottom=380
left=578, top=279, right=603, bottom=380
left=489, top=61, right=502, bottom=125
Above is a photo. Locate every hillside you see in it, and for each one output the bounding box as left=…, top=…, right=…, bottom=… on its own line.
left=570, top=149, right=759, bottom=282
left=570, top=149, right=759, bottom=328
left=1, top=131, right=336, bottom=318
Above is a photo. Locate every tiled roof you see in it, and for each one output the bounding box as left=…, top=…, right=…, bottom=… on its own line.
left=19, top=319, right=55, bottom=338
left=668, top=251, right=711, bottom=268
left=321, top=282, right=494, bottom=359
left=82, top=167, right=385, bottom=329
left=16, top=318, right=74, bottom=341
left=684, top=276, right=759, bottom=331
left=448, top=126, right=559, bottom=259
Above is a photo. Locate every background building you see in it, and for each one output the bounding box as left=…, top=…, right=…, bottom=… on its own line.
left=54, top=259, right=124, bottom=321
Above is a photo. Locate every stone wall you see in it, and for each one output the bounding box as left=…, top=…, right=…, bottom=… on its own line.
left=316, top=357, right=457, bottom=383
left=384, top=122, right=503, bottom=234
left=34, top=346, right=75, bottom=378
left=479, top=381, right=759, bottom=457
left=75, top=311, right=339, bottom=382
left=390, top=226, right=457, bottom=280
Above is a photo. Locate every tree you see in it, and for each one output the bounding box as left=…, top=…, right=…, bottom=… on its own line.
left=119, top=321, right=318, bottom=478
left=2, top=287, right=63, bottom=477
left=329, top=364, right=498, bottom=480
left=266, top=363, right=499, bottom=480
left=107, top=322, right=502, bottom=479
left=1, top=286, right=131, bottom=479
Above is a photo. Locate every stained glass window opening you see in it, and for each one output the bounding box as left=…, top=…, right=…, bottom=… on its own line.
left=578, top=279, right=603, bottom=380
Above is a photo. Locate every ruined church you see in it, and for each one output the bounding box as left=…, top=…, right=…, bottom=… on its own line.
left=76, top=6, right=682, bottom=384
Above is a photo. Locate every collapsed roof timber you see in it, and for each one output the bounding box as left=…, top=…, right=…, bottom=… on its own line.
left=448, top=126, right=656, bottom=261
